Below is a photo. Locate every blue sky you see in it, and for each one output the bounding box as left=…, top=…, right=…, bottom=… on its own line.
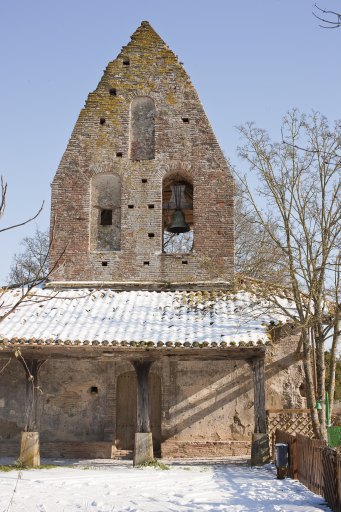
left=0, top=0, right=340, bottom=284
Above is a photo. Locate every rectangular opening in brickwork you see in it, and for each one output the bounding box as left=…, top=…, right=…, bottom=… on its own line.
left=109, top=88, right=117, bottom=96
left=123, top=58, right=130, bottom=66
left=148, top=204, right=155, bottom=209
left=128, top=204, right=134, bottom=209
left=142, top=178, right=148, bottom=183
left=100, top=209, right=113, bottom=226
left=116, top=152, right=123, bottom=158
left=182, top=117, right=190, bottom=123
left=143, top=261, right=150, bottom=266
left=101, top=261, right=108, bottom=267
left=148, top=233, right=155, bottom=238
left=100, top=118, right=106, bottom=125
left=182, top=260, right=188, bottom=264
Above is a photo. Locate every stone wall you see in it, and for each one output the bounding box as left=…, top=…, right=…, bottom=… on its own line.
left=0, top=331, right=305, bottom=458
left=49, top=21, right=234, bottom=286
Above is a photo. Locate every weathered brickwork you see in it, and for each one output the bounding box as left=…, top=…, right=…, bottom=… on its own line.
left=0, top=330, right=304, bottom=459
left=49, top=21, right=234, bottom=286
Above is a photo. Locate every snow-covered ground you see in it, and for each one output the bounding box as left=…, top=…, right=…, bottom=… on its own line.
left=0, top=459, right=332, bottom=512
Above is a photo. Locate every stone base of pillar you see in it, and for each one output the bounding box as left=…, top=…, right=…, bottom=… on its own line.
left=133, top=433, right=154, bottom=467
left=251, top=433, right=270, bottom=466
left=19, top=432, right=40, bottom=467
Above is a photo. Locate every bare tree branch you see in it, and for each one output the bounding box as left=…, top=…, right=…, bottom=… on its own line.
left=313, top=4, right=341, bottom=29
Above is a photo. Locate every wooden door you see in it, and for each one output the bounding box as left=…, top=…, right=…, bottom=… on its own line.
left=116, top=372, right=161, bottom=451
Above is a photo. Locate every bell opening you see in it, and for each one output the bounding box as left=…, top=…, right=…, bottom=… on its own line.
left=162, top=175, right=194, bottom=253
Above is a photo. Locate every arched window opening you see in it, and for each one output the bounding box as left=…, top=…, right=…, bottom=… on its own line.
left=90, top=174, right=121, bottom=251
left=162, top=177, right=193, bottom=254
left=130, top=97, right=155, bottom=160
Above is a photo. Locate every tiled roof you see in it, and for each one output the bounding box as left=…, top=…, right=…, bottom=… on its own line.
left=0, top=288, right=295, bottom=348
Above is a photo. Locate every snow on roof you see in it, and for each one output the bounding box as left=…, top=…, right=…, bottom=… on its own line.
left=0, top=287, right=296, bottom=348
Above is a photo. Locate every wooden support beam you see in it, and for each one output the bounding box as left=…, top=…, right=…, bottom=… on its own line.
left=18, top=359, right=46, bottom=432
left=132, top=360, right=152, bottom=433
left=251, top=357, right=267, bottom=434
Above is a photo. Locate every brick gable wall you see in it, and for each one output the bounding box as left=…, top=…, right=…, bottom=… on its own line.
left=49, top=21, right=234, bottom=287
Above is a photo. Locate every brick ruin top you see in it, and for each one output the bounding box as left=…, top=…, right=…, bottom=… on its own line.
left=49, top=21, right=234, bottom=290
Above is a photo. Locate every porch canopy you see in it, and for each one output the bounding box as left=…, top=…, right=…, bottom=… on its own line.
left=0, top=286, right=296, bottom=464
left=0, top=287, right=294, bottom=355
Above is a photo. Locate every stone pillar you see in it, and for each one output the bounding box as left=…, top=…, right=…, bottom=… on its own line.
left=132, top=360, right=154, bottom=466
left=250, top=357, right=269, bottom=465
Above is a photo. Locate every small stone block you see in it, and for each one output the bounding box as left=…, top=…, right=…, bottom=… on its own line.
left=251, top=433, right=270, bottom=466
left=19, top=432, right=40, bottom=467
left=133, top=432, right=153, bottom=466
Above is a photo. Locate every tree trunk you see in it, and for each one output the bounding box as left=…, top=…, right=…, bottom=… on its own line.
left=301, top=329, right=322, bottom=439
left=328, top=316, right=340, bottom=418
left=315, top=325, right=327, bottom=440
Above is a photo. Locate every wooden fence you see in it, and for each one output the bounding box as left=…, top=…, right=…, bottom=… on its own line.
left=275, top=430, right=341, bottom=512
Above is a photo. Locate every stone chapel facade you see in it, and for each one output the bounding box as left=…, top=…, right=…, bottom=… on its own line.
left=0, top=22, right=307, bottom=462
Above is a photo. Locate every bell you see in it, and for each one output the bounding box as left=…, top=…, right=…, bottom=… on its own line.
left=166, top=209, right=190, bottom=234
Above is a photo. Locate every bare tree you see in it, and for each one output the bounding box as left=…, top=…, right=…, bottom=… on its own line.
left=313, top=4, right=341, bottom=29
left=234, top=184, right=289, bottom=284
left=237, top=110, right=341, bottom=439
left=0, top=177, right=66, bottom=322
left=0, top=177, right=44, bottom=236
left=8, top=228, right=49, bottom=286
left=163, top=230, right=194, bottom=253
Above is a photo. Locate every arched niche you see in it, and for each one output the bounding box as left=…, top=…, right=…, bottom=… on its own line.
left=162, top=174, right=194, bottom=253
left=90, top=174, right=121, bottom=251
left=129, top=97, right=155, bottom=160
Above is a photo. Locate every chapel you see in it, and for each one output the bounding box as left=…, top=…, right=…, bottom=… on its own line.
left=0, top=22, right=307, bottom=464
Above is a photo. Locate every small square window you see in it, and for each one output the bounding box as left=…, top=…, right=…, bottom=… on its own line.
left=100, top=118, right=106, bottom=125
left=123, top=58, right=130, bottom=66
left=116, top=152, right=123, bottom=158
left=101, top=209, right=112, bottom=226
left=109, top=88, right=117, bottom=96
left=182, top=117, right=190, bottom=123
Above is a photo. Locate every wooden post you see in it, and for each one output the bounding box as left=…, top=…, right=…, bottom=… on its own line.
left=18, top=359, right=45, bottom=466
left=132, top=360, right=152, bottom=433
left=132, top=360, right=154, bottom=466
left=250, top=356, right=269, bottom=465
left=252, top=357, right=267, bottom=434
left=20, top=359, right=46, bottom=432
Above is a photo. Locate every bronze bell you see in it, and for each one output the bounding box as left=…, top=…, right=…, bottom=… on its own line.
left=166, top=209, right=190, bottom=234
